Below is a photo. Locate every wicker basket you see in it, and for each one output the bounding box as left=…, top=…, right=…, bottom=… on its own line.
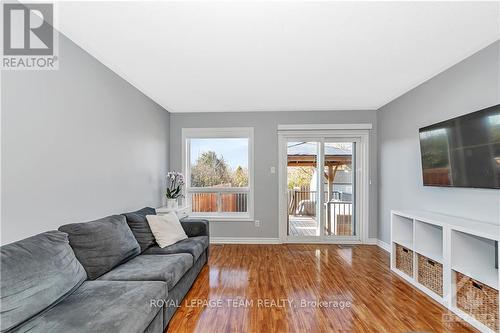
left=455, top=271, right=499, bottom=332
left=417, top=254, right=443, bottom=296
left=395, top=244, right=413, bottom=277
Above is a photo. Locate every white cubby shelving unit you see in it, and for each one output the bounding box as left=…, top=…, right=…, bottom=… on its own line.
left=390, top=210, right=499, bottom=333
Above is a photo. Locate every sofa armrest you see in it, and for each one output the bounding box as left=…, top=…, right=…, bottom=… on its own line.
left=180, top=218, right=209, bottom=238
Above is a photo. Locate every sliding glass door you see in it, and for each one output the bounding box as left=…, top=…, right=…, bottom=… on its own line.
left=322, top=140, right=357, bottom=238
left=286, top=140, right=320, bottom=238
left=280, top=132, right=366, bottom=243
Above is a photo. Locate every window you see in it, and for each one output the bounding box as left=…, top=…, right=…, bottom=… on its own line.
left=182, top=128, right=254, bottom=221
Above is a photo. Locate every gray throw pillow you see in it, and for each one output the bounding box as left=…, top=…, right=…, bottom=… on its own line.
left=122, top=207, right=157, bottom=252
left=59, top=215, right=140, bottom=279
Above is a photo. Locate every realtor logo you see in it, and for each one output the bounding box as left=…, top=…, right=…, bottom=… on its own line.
left=2, top=2, right=58, bottom=69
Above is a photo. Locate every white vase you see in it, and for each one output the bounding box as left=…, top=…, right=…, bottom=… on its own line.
left=166, top=198, right=178, bottom=209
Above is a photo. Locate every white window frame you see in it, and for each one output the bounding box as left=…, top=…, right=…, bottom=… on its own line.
left=182, top=127, right=254, bottom=222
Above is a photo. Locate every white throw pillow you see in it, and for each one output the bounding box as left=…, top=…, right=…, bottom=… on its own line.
left=146, top=213, right=188, bottom=248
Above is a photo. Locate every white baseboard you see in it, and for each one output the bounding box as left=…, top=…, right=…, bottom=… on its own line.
left=376, top=239, right=390, bottom=252
left=210, top=237, right=281, bottom=244
left=210, top=237, right=391, bottom=249
left=212, top=238, right=367, bottom=245
left=367, top=238, right=390, bottom=252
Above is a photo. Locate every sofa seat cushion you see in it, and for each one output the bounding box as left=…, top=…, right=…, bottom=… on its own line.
left=10, top=281, right=165, bottom=333
left=59, top=215, right=141, bottom=280
left=122, top=207, right=157, bottom=252
left=1, top=231, right=87, bottom=333
left=98, top=253, right=193, bottom=290
left=142, top=236, right=208, bottom=263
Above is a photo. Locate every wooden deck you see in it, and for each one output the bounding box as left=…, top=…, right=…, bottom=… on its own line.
left=288, top=216, right=318, bottom=236
left=289, top=215, right=353, bottom=236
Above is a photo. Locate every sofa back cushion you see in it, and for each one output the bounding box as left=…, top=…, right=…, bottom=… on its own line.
left=122, top=207, right=156, bottom=252
left=59, top=215, right=140, bottom=280
left=0, top=231, right=87, bottom=332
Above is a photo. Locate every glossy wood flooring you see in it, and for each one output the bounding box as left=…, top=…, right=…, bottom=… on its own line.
left=167, top=244, right=477, bottom=333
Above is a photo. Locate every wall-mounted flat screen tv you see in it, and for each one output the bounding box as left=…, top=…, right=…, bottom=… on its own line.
left=419, top=104, right=500, bottom=189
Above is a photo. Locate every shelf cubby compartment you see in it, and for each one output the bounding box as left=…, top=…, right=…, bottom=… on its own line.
left=395, top=243, right=414, bottom=278
left=451, top=230, right=499, bottom=290
left=392, top=214, right=413, bottom=249
left=414, top=220, right=443, bottom=263
left=417, top=253, right=443, bottom=297
left=453, top=270, right=499, bottom=332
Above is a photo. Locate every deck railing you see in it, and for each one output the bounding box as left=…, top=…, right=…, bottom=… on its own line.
left=287, top=190, right=318, bottom=215
left=288, top=189, right=353, bottom=236
left=325, top=201, right=353, bottom=236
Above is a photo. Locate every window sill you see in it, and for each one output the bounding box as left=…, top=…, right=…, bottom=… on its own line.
left=189, top=215, right=254, bottom=222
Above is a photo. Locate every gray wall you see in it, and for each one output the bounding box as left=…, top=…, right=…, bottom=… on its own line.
left=377, top=41, right=500, bottom=244
left=170, top=111, right=378, bottom=239
left=1, top=34, right=170, bottom=244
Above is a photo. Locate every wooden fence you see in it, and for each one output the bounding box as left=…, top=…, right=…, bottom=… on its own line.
left=191, top=192, right=247, bottom=213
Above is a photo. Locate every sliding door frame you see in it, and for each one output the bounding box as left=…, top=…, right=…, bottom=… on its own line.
left=278, top=126, right=371, bottom=244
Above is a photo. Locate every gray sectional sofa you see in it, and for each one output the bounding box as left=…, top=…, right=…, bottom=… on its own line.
left=0, top=207, right=209, bottom=333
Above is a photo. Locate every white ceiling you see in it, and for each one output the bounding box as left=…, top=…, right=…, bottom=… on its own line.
left=56, top=1, right=500, bottom=113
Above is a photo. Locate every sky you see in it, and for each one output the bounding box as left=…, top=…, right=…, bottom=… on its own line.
left=190, top=138, right=248, bottom=169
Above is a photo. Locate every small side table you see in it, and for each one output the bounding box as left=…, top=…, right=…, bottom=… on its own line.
left=156, top=205, right=191, bottom=219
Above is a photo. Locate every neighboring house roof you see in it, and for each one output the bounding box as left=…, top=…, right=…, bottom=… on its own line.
left=287, top=142, right=351, bottom=156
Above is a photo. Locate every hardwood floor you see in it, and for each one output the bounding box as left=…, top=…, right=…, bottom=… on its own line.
left=167, top=244, right=477, bottom=333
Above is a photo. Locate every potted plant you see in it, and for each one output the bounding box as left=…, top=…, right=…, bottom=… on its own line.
left=165, top=172, right=185, bottom=208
